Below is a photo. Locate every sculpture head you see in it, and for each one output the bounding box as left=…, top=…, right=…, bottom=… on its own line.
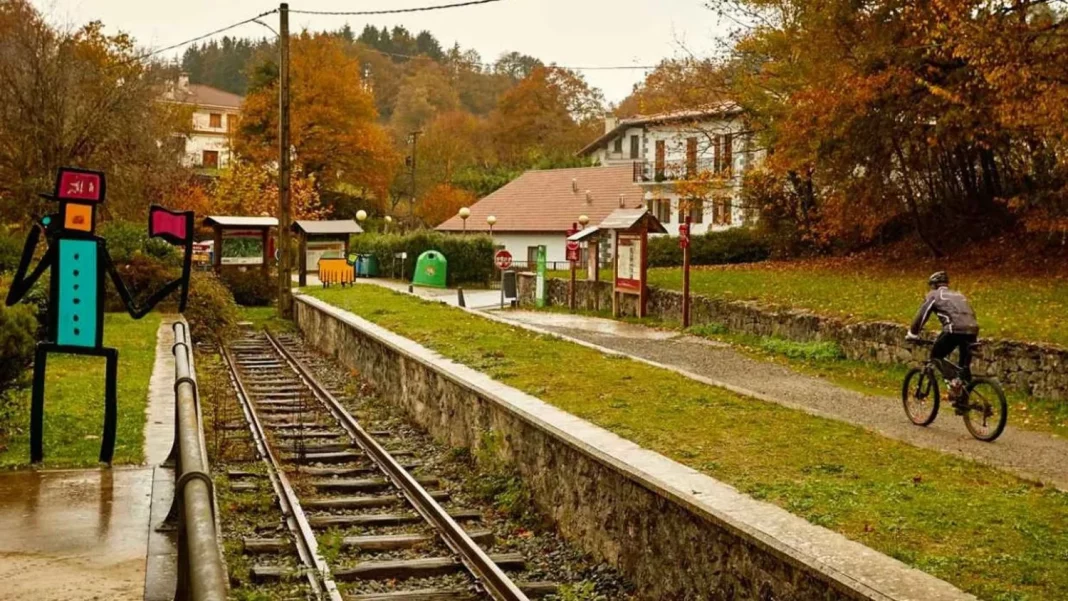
left=39, top=168, right=105, bottom=234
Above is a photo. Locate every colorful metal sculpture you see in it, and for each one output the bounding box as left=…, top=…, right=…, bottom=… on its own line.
left=5, top=168, right=194, bottom=464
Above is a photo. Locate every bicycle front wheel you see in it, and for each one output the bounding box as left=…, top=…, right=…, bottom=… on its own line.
left=963, top=378, right=1008, bottom=442
left=902, top=367, right=939, bottom=426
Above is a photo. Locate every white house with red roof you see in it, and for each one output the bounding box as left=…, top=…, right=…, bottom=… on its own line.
left=161, top=74, right=243, bottom=170
left=437, top=165, right=640, bottom=266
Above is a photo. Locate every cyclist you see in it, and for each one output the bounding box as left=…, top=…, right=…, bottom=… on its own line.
left=906, top=271, right=979, bottom=410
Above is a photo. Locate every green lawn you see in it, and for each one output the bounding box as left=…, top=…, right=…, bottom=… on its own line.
left=0, top=313, right=162, bottom=468
left=308, top=285, right=1068, bottom=601
left=552, top=262, right=1068, bottom=346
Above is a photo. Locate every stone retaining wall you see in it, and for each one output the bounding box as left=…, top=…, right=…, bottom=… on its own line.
left=517, top=274, right=1068, bottom=400
left=294, top=293, right=974, bottom=601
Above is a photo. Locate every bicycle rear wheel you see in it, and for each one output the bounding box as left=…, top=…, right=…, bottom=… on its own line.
left=963, top=378, right=1008, bottom=442
left=902, top=367, right=939, bottom=426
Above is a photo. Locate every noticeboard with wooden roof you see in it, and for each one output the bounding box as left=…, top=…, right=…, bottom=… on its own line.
left=290, top=220, right=363, bottom=286
left=597, top=209, right=667, bottom=318
left=203, top=215, right=278, bottom=272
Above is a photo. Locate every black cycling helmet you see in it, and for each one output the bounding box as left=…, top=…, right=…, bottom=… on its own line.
left=928, top=271, right=949, bottom=288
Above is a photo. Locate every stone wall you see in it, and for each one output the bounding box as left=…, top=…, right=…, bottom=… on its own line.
left=517, top=274, right=1068, bottom=400
left=294, top=294, right=974, bottom=601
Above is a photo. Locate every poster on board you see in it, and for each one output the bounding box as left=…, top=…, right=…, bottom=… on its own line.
left=615, top=233, right=643, bottom=292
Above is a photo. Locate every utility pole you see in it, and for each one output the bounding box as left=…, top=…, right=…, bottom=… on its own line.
left=408, top=130, right=421, bottom=226
left=277, top=3, right=293, bottom=316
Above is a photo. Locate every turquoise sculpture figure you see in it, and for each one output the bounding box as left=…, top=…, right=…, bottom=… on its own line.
left=5, top=168, right=194, bottom=464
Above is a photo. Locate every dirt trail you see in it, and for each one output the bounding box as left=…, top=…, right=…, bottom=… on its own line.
left=494, top=310, right=1068, bottom=491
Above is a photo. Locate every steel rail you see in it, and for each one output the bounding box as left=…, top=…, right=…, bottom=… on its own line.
left=221, top=345, right=343, bottom=601
left=265, top=331, right=531, bottom=601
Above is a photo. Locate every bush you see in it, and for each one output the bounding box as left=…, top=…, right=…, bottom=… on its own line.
left=220, top=269, right=277, bottom=306
left=98, top=220, right=180, bottom=266
left=0, top=302, right=37, bottom=394
left=648, top=227, right=771, bottom=268
left=349, top=231, right=494, bottom=285
left=0, top=301, right=37, bottom=446
left=184, top=271, right=239, bottom=343
left=0, top=226, right=24, bottom=275
left=105, top=255, right=182, bottom=312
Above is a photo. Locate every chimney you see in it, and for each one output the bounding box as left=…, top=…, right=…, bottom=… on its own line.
left=585, top=190, right=593, bottom=203
left=572, top=178, right=578, bottom=193
left=618, top=194, right=626, bottom=208
left=604, top=114, right=618, bottom=134
left=178, top=72, right=190, bottom=92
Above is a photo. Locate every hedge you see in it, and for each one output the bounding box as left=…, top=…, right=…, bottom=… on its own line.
left=349, top=231, right=494, bottom=285
left=648, top=227, right=770, bottom=268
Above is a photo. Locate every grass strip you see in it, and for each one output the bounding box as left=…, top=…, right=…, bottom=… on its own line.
left=0, top=313, right=162, bottom=468
left=549, top=265, right=1068, bottom=347
left=309, top=285, right=1068, bottom=601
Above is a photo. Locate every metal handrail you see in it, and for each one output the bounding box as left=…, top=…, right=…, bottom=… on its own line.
left=171, top=321, right=228, bottom=601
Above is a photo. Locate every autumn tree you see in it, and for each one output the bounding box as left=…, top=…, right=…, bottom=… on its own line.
left=0, top=0, right=191, bottom=223
left=490, top=66, right=604, bottom=166
left=617, top=58, right=730, bottom=117
left=415, top=183, right=476, bottom=227
left=711, top=0, right=1068, bottom=254
left=211, top=161, right=326, bottom=220
left=390, top=58, right=460, bottom=135
left=237, top=33, right=398, bottom=202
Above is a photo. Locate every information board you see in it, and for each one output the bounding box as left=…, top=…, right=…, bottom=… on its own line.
left=615, top=234, right=643, bottom=292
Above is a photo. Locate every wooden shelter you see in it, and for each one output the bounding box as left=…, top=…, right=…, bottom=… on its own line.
left=291, top=220, right=363, bottom=286
left=203, top=216, right=278, bottom=273
left=597, top=209, right=667, bottom=318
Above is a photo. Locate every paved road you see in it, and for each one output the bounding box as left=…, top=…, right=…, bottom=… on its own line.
left=491, top=310, right=1068, bottom=491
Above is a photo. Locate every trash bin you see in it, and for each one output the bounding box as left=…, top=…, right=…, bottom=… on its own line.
left=412, top=250, right=447, bottom=288
left=360, top=254, right=379, bottom=277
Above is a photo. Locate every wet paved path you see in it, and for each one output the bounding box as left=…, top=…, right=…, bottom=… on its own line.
left=0, top=319, right=178, bottom=601
left=489, top=310, right=1068, bottom=491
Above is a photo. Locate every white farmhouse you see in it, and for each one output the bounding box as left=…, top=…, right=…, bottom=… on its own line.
left=437, top=166, right=638, bottom=266
left=161, top=74, right=242, bottom=170
left=577, top=106, right=765, bottom=236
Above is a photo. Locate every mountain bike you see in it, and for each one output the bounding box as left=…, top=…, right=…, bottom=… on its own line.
left=902, top=338, right=1008, bottom=442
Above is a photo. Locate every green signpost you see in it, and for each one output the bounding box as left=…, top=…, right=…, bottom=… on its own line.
left=535, top=245, right=547, bottom=308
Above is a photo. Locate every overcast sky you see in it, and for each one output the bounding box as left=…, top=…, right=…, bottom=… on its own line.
left=31, top=0, right=731, bottom=103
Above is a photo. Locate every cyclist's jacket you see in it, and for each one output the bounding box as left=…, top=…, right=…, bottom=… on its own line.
left=909, top=286, right=980, bottom=336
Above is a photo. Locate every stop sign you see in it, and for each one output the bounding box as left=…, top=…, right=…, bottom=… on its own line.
left=494, top=249, right=513, bottom=270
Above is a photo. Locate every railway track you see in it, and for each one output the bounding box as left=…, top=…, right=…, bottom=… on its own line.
left=222, top=329, right=556, bottom=601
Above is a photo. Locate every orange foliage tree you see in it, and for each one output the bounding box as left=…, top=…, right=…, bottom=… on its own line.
left=415, top=183, right=476, bottom=227
left=237, top=33, right=398, bottom=202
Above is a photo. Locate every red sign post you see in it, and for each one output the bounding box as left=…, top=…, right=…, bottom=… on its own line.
left=566, top=223, right=579, bottom=311
left=494, top=249, right=513, bottom=270
left=679, top=217, right=692, bottom=327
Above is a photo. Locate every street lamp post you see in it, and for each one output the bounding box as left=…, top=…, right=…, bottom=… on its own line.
left=384, top=215, right=392, bottom=233
left=459, top=207, right=471, bottom=233
left=486, top=215, right=496, bottom=237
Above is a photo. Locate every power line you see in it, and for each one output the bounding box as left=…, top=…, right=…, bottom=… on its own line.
left=290, top=0, right=502, bottom=16
left=131, top=8, right=279, bottom=61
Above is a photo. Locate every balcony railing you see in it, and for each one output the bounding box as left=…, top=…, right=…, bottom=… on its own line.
left=632, top=158, right=729, bottom=183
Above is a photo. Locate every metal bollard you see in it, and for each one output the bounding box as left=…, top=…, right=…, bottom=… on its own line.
left=458, top=287, right=466, bottom=308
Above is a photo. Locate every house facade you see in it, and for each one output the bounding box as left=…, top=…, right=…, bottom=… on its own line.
left=577, top=106, right=764, bottom=236
left=161, top=75, right=242, bottom=170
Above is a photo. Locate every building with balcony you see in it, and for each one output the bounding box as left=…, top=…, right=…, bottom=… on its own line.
left=577, top=106, right=765, bottom=236
left=161, top=75, right=242, bottom=170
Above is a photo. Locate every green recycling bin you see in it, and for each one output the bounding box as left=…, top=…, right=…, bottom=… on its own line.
left=412, top=250, right=447, bottom=288
left=356, top=254, right=379, bottom=278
